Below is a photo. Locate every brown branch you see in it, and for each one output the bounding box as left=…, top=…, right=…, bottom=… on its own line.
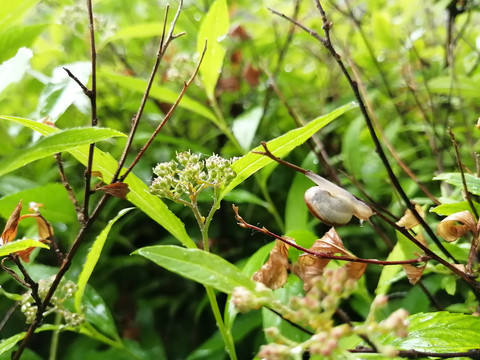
left=112, top=0, right=186, bottom=183
left=233, top=206, right=430, bottom=266
left=268, top=3, right=456, bottom=264
left=12, top=194, right=110, bottom=360
left=350, top=347, right=480, bottom=359
left=448, top=128, right=479, bottom=219
left=54, top=153, right=84, bottom=225
left=119, top=40, right=207, bottom=182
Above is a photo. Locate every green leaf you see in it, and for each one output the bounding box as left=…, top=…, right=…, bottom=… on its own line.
left=428, top=76, right=480, bottom=99
left=0, top=116, right=195, bottom=248
left=82, top=286, right=120, bottom=341
left=0, top=0, right=39, bottom=29
left=0, top=127, right=126, bottom=177
left=196, top=0, right=229, bottom=100
left=0, top=239, right=49, bottom=257
left=36, top=62, right=91, bottom=121
left=375, top=231, right=420, bottom=295
left=98, top=72, right=217, bottom=123
left=101, top=22, right=171, bottom=45
left=386, top=312, right=480, bottom=352
left=285, top=153, right=316, bottom=233
left=431, top=201, right=480, bottom=216
left=0, top=47, right=32, bottom=95
left=0, top=183, right=76, bottom=224
left=220, top=102, right=358, bottom=199
left=0, top=286, right=23, bottom=301
left=0, top=24, right=45, bottom=63
left=134, top=245, right=256, bottom=294
left=75, top=208, right=134, bottom=312
left=434, top=173, right=480, bottom=196
left=232, top=107, right=262, bottom=151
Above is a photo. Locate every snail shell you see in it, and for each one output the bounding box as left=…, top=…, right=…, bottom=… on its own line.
left=303, top=171, right=374, bottom=226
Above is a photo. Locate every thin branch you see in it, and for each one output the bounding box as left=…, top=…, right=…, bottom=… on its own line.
left=54, top=153, right=84, bottom=225
left=268, top=3, right=456, bottom=263
left=82, top=0, right=99, bottom=222
left=119, top=41, right=207, bottom=182
left=449, top=128, right=479, bottom=219
left=112, top=0, right=185, bottom=183
left=234, top=206, right=430, bottom=266
left=12, top=194, right=110, bottom=360
left=349, top=347, right=480, bottom=360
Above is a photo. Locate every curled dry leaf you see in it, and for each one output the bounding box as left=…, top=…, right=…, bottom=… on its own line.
left=403, top=264, right=427, bottom=285
left=1, top=201, right=22, bottom=245
left=436, top=210, right=477, bottom=242
left=345, top=262, right=368, bottom=282
left=97, top=183, right=130, bottom=199
left=296, top=228, right=365, bottom=290
left=396, top=204, right=425, bottom=230
left=252, top=240, right=290, bottom=289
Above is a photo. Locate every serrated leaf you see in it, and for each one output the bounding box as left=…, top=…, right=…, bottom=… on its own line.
left=75, top=208, right=134, bottom=312
left=134, top=245, right=256, bottom=294
left=0, top=127, right=126, bottom=177
left=0, top=116, right=195, bottom=248
left=0, top=239, right=49, bottom=258
left=196, top=0, right=229, bottom=100
left=99, top=72, right=217, bottom=123
left=387, top=312, right=480, bottom=352
left=220, top=102, right=358, bottom=199
left=434, top=173, right=480, bottom=195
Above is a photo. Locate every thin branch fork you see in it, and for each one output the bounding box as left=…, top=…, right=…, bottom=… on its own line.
left=120, top=40, right=207, bottom=182
left=112, top=0, right=186, bottom=183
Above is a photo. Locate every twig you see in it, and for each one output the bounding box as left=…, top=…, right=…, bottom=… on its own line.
left=449, top=128, right=479, bottom=220
left=268, top=3, right=456, bottom=263
left=12, top=194, right=110, bottom=360
left=120, top=41, right=207, bottom=182
left=54, top=153, right=84, bottom=225
left=349, top=347, right=480, bottom=359
left=112, top=0, right=186, bottom=183
left=233, top=206, right=430, bottom=266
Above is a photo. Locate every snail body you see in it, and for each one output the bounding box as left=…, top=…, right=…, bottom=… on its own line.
left=303, top=171, right=374, bottom=226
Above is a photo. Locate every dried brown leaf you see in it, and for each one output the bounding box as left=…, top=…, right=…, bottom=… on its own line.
left=252, top=240, right=290, bottom=289
left=97, top=183, right=130, bottom=199
left=403, top=263, right=427, bottom=285
left=345, top=262, right=368, bottom=281
left=295, top=254, right=330, bottom=291
left=35, top=217, right=54, bottom=240
left=243, top=64, right=260, bottom=87
left=310, top=227, right=353, bottom=257
left=437, top=210, right=476, bottom=242
left=1, top=201, right=22, bottom=245
left=396, top=205, right=425, bottom=230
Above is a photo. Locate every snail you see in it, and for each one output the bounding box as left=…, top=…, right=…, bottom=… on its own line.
left=253, top=141, right=374, bottom=227
left=303, top=171, right=374, bottom=226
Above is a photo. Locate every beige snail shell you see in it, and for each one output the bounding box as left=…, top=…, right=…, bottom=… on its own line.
left=303, top=171, right=374, bottom=226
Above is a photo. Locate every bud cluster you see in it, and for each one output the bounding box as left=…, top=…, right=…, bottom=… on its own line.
left=150, top=151, right=236, bottom=202
left=21, top=276, right=85, bottom=327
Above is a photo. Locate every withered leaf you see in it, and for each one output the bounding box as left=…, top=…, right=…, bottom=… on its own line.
left=1, top=201, right=22, bottom=245
left=243, top=64, right=260, bottom=87
left=310, top=227, right=353, bottom=257
left=252, top=240, right=290, bottom=289
left=396, top=205, right=425, bottom=230
left=35, top=216, right=54, bottom=240
left=295, top=254, right=330, bottom=291
left=437, top=210, right=476, bottom=242
left=97, top=183, right=130, bottom=199
left=403, top=263, right=427, bottom=285
left=345, top=261, right=368, bottom=282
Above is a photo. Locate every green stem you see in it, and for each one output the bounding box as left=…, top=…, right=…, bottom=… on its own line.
left=196, top=196, right=237, bottom=360
left=48, top=313, right=61, bottom=360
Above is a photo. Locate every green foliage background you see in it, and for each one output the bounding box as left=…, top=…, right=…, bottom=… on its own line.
left=1, top=0, right=480, bottom=359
